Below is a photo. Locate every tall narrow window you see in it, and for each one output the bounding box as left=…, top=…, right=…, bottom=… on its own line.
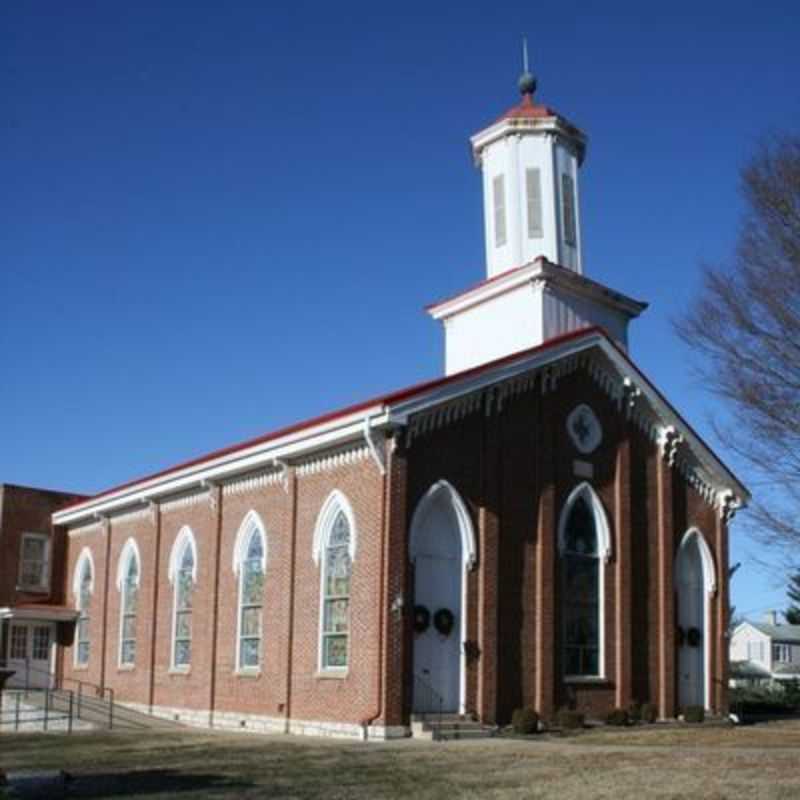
left=493, top=174, right=507, bottom=247
left=19, top=533, right=50, bottom=591
left=321, top=511, right=352, bottom=670
left=76, top=557, right=93, bottom=666
left=119, top=546, right=140, bottom=666
left=172, top=538, right=195, bottom=669
left=561, top=173, right=577, bottom=246
left=526, top=168, right=543, bottom=238
left=237, top=526, right=265, bottom=670
left=561, top=494, right=602, bottom=677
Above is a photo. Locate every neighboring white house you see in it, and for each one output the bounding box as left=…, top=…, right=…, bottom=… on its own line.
left=730, top=612, right=800, bottom=687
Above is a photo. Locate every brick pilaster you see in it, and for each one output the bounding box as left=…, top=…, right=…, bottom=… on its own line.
left=615, top=434, right=632, bottom=708
left=477, top=400, right=501, bottom=723
left=657, top=456, right=676, bottom=719
left=535, top=390, right=556, bottom=719
left=380, top=435, right=408, bottom=727
left=715, top=512, right=729, bottom=714
left=147, top=501, right=161, bottom=712
left=207, top=484, right=223, bottom=725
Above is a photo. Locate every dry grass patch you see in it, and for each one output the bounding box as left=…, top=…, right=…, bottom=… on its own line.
left=1, top=726, right=800, bottom=798
left=576, top=718, right=800, bottom=749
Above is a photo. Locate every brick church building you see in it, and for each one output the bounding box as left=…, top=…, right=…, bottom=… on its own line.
left=2, top=66, right=748, bottom=739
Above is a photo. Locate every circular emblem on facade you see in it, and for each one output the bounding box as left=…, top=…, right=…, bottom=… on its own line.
left=566, top=404, right=603, bottom=454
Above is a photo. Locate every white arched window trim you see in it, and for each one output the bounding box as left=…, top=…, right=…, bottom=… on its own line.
left=557, top=482, right=612, bottom=563
left=409, top=480, right=477, bottom=570
left=232, top=510, right=268, bottom=576
left=314, top=490, right=356, bottom=672
left=116, top=538, right=141, bottom=668
left=167, top=526, right=198, bottom=585
left=409, top=479, right=477, bottom=715
left=312, top=490, right=357, bottom=566
left=676, top=528, right=717, bottom=710
left=168, top=526, right=198, bottom=670
left=232, top=511, right=268, bottom=672
left=557, top=482, right=611, bottom=681
left=73, top=547, right=95, bottom=667
left=115, top=538, right=142, bottom=592
left=72, top=547, right=95, bottom=598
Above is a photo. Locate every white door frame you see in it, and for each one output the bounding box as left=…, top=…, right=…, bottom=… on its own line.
left=409, top=480, right=476, bottom=715
left=675, top=528, right=717, bottom=710
left=6, top=620, right=55, bottom=689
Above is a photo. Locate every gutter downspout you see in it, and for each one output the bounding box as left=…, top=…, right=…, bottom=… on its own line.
left=362, top=429, right=391, bottom=740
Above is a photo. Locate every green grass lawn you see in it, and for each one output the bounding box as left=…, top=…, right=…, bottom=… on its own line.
left=2, top=722, right=800, bottom=799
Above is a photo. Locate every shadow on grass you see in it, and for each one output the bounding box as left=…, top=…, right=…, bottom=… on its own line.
left=10, top=769, right=250, bottom=799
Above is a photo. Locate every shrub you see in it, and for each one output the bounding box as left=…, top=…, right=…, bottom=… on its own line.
left=683, top=705, right=705, bottom=723
left=557, top=708, right=585, bottom=730
left=605, top=708, right=629, bottom=726
left=641, top=703, right=658, bottom=723
left=628, top=702, right=642, bottom=723
left=511, top=707, right=540, bottom=735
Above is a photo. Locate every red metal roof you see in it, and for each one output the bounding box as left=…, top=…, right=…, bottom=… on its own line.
left=495, top=93, right=558, bottom=123
left=56, top=327, right=601, bottom=514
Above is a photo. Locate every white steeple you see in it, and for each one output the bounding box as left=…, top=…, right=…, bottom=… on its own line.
left=428, top=55, right=647, bottom=376
left=471, top=45, right=587, bottom=277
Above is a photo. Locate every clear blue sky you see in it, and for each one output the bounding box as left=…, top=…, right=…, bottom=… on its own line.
left=2, top=2, right=798, bottom=619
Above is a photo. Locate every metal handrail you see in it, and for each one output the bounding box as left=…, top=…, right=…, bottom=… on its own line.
left=2, top=660, right=115, bottom=730
left=0, top=687, right=75, bottom=734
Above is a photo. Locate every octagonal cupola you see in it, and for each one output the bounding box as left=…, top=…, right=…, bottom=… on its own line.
left=471, top=59, right=587, bottom=277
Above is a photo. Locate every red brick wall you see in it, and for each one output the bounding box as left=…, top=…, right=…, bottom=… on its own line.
left=55, top=361, right=730, bottom=729
left=0, top=484, right=83, bottom=608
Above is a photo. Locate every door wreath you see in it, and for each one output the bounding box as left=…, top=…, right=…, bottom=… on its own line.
left=687, top=627, right=702, bottom=648
left=676, top=625, right=686, bottom=647
left=433, top=608, right=456, bottom=637
left=413, top=605, right=431, bottom=634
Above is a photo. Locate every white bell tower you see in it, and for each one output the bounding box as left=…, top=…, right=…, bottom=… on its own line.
left=428, top=49, right=647, bottom=376
left=472, top=47, right=586, bottom=277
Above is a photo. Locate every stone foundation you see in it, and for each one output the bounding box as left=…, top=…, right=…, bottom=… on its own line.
left=121, top=701, right=409, bottom=741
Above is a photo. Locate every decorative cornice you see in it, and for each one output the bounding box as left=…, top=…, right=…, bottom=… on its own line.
left=222, top=469, right=285, bottom=497
left=160, top=491, right=210, bottom=514
left=296, top=445, right=370, bottom=478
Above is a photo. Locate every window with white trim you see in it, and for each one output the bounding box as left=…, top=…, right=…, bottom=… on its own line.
left=19, top=533, right=50, bottom=591
left=561, top=173, right=577, bottom=246
left=173, top=541, right=195, bottom=669
left=773, top=643, right=792, bottom=663
left=562, top=495, right=601, bottom=677
left=237, top=527, right=265, bottom=670
left=76, top=558, right=92, bottom=666
left=526, top=168, right=543, bottom=238
left=493, top=174, right=507, bottom=247
left=119, top=550, right=139, bottom=666
left=320, top=511, right=352, bottom=670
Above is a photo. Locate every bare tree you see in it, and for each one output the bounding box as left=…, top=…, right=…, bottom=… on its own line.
left=677, top=135, right=800, bottom=555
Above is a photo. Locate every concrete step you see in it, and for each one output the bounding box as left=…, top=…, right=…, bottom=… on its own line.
left=411, top=716, right=498, bottom=741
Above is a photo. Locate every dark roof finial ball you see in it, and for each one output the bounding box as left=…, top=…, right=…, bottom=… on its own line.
left=518, top=71, right=537, bottom=96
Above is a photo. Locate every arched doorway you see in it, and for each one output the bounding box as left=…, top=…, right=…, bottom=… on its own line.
left=675, top=529, right=716, bottom=710
left=409, top=481, right=476, bottom=714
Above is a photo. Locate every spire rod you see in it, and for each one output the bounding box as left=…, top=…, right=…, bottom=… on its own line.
left=518, top=37, right=537, bottom=97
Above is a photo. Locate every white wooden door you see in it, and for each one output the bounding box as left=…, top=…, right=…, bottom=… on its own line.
left=677, top=539, right=705, bottom=709
left=413, top=553, right=462, bottom=712
left=7, top=623, right=53, bottom=689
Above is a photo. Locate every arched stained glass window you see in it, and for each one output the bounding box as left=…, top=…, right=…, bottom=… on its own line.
left=76, top=558, right=92, bottom=666
left=562, top=496, right=601, bottom=677
left=120, top=551, right=139, bottom=666
left=238, top=529, right=265, bottom=669
left=321, top=511, right=352, bottom=670
left=173, top=541, right=195, bottom=668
